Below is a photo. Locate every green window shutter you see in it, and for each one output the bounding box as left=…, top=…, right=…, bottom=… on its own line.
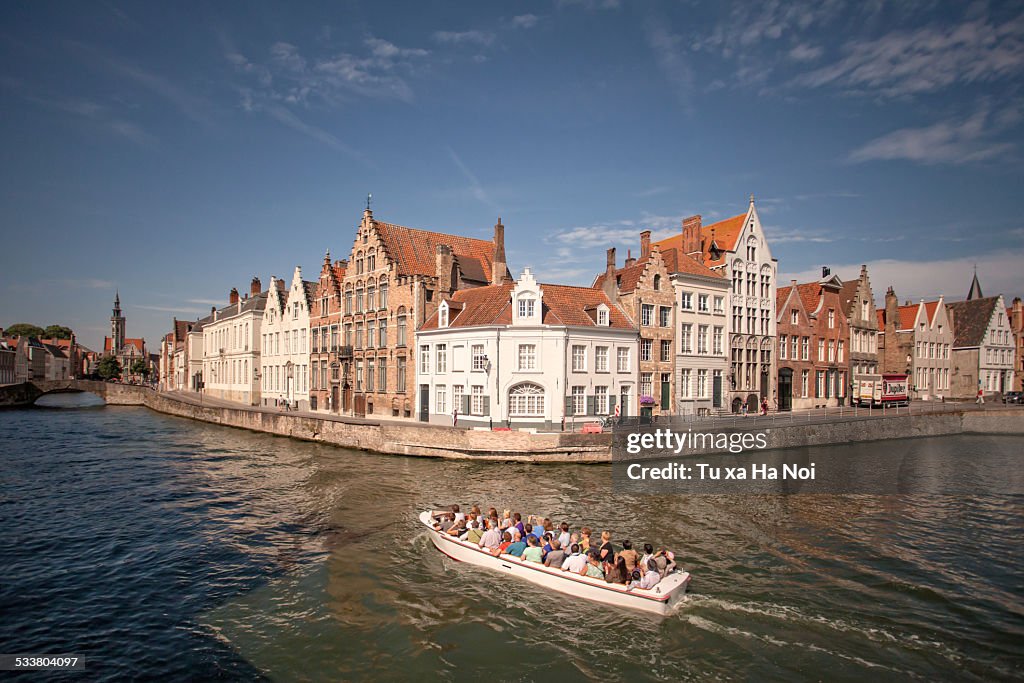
left=564, top=395, right=573, bottom=415
left=609, top=395, right=616, bottom=411
left=586, top=396, right=595, bottom=416
left=461, top=395, right=470, bottom=414
left=482, top=396, right=490, bottom=416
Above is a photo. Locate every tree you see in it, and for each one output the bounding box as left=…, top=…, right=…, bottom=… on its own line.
left=43, top=325, right=74, bottom=340
left=130, top=359, right=150, bottom=378
left=4, top=323, right=44, bottom=338
left=97, top=357, right=122, bottom=380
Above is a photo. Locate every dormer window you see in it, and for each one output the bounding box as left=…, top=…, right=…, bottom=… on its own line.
left=439, top=303, right=449, bottom=328
left=518, top=297, right=535, bottom=318
left=597, top=304, right=610, bottom=327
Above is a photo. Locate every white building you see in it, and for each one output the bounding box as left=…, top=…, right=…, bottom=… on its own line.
left=415, top=268, right=638, bottom=429
left=947, top=284, right=1016, bottom=397
left=260, top=268, right=314, bottom=409
left=655, top=197, right=777, bottom=412
left=201, top=278, right=267, bottom=405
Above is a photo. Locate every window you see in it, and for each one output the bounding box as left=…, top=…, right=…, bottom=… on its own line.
left=572, top=386, right=586, bottom=415
left=397, top=357, right=407, bottom=388
left=698, top=294, right=709, bottom=312
left=617, top=347, right=631, bottom=372
left=597, top=308, right=609, bottom=326
left=367, top=359, right=374, bottom=393
left=355, top=361, right=363, bottom=391
left=572, top=345, right=586, bottom=372
left=653, top=274, right=661, bottom=291
left=367, top=323, right=376, bottom=349
left=697, top=325, right=708, bottom=354
left=453, top=384, right=463, bottom=412
left=509, top=382, right=544, bottom=416
left=367, top=285, right=375, bottom=310
left=801, top=370, right=809, bottom=398
left=355, top=287, right=363, bottom=313
left=861, top=300, right=869, bottom=319
left=439, top=307, right=448, bottom=328
left=378, top=359, right=387, bottom=391
left=595, top=346, right=608, bottom=372
left=838, top=341, right=844, bottom=363
left=640, top=372, right=653, bottom=396
left=780, top=335, right=788, bottom=359
left=517, top=344, right=536, bottom=371
left=420, top=345, right=429, bottom=374
left=816, top=371, right=824, bottom=398
left=641, top=304, right=654, bottom=326
left=355, top=324, right=363, bottom=350
left=397, top=315, right=407, bottom=346
left=471, top=385, right=485, bottom=415
left=655, top=307, right=668, bottom=328
left=791, top=309, right=798, bottom=325
left=436, top=385, right=447, bottom=414
left=680, top=369, right=691, bottom=398
left=818, top=339, right=825, bottom=362
left=828, top=341, right=835, bottom=362
left=713, top=326, right=723, bottom=355
left=472, top=344, right=487, bottom=371
left=660, top=340, right=671, bottom=362
left=697, top=369, right=707, bottom=398
left=713, top=296, right=724, bottom=314
left=680, top=324, right=692, bottom=354
left=680, top=292, right=693, bottom=310
left=378, top=320, right=387, bottom=347
left=518, top=297, right=535, bottom=318
left=367, top=249, right=376, bottom=271
left=641, top=339, right=652, bottom=361
left=828, top=309, right=835, bottom=329
left=434, top=344, right=447, bottom=373
left=594, top=386, right=608, bottom=414
left=801, top=337, right=809, bottom=360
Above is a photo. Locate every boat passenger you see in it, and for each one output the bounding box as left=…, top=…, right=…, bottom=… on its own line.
left=618, top=540, right=638, bottom=573
left=479, top=519, right=501, bottom=550
left=505, top=532, right=528, bottom=558
left=561, top=544, right=587, bottom=573
left=541, top=533, right=553, bottom=555
left=581, top=551, right=605, bottom=579
left=598, top=531, right=615, bottom=568
left=451, top=504, right=465, bottom=524
left=470, top=505, right=483, bottom=520
left=446, top=517, right=467, bottom=536
left=521, top=536, right=543, bottom=563
left=512, top=513, right=525, bottom=538
left=638, top=559, right=661, bottom=589
left=579, top=527, right=592, bottom=552
left=557, top=523, right=571, bottom=549
left=640, top=543, right=655, bottom=569
left=491, top=531, right=513, bottom=556
left=605, top=556, right=628, bottom=585
left=544, top=539, right=565, bottom=568
left=433, top=513, right=456, bottom=533
left=464, top=520, right=483, bottom=545
left=499, top=510, right=512, bottom=533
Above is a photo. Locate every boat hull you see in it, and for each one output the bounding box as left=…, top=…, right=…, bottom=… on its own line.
left=420, top=511, right=689, bottom=615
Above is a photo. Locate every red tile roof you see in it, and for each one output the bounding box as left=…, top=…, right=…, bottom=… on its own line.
left=877, top=302, right=934, bottom=331
left=796, top=283, right=824, bottom=317
left=375, top=221, right=500, bottom=282
left=652, top=213, right=748, bottom=267
left=422, top=283, right=634, bottom=330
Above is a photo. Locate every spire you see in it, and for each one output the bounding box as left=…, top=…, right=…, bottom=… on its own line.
left=967, top=267, right=983, bottom=300
left=115, top=289, right=120, bottom=306
left=749, top=193, right=755, bottom=206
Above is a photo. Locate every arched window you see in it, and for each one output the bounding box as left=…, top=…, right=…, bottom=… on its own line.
left=367, top=248, right=376, bottom=271
left=653, top=274, right=661, bottom=291
left=379, top=277, right=388, bottom=309
left=509, top=382, right=545, bottom=417
left=746, top=236, right=758, bottom=262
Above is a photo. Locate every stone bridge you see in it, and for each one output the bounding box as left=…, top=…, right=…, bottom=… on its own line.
left=0, top=380, right=150, bottom=407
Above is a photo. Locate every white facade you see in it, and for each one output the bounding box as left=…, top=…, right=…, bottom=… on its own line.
left=260, top=268, right=312, bottom=410
left=672, top=272, right=731, bottom=415
left=415, top=269, right=638, bottom=429
left=201, top=289, right=267, bottom=405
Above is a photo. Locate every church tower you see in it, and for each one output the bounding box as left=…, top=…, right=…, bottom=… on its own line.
left=111, top=291, right=126, bottom=353
left=967, top=269, right=984, bottom=301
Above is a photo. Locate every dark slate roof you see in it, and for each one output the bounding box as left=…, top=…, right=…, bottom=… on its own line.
left=946, top=297, right=999, bottom=347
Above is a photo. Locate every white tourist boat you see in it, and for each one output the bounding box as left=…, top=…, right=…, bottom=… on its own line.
left=420, top=510, right=691, bottom=615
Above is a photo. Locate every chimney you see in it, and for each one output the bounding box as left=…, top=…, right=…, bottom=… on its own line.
left=436, top=244, right=454, bottom=296
left=602, top=248, right=617, bottom=303
left=791, top=279, right=797, bottom=287
left=682, top=215, right=702, bottom=255
left=229, top=287, right=239, bottom=305
left=625, top=249, right=636, bottom=268
left=1012, top=297, right=1023, bottom=334
left=492, top=218, right=508, bottom=284
left=822, top=266, right=831, bottom=278
left=211, top=306, right=216, bottom=318
left=250, top=277, right=261, bottom=296
left=640, top=230, right=651, bottom=259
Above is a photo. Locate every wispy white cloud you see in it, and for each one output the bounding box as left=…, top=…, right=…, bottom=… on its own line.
left=15, top=89, right=156, bottom=146
left=781, top=250, right=1024, bottom=303
left=263, top=102, right=367, bottom=161
left=789, top=43, right=823, bottom=62
left=187, top=298, right=224, bottom=306
left=446, top=146, right=496, bottom=210
left=633, top=186, right=671, bottom=198
left=644, top=17, right=693, bottom=111
left=793, top=12, right=1024, bottom=99
left=847, top=105, right=1017, bottom=165
left=556, top=0, right=620, bottom=9
left=762, top=226, right=837, bottom=244
left=793, top=191, right=862, bottom=201
left=432, top=30, right=495, bottom=47
left=60, top=278, right=116, bottom=289
left=93, top=52, right=216, bottom=128
left=134, top=304, right=207, bottom=315
left=511, top=14, right=540, bottom=29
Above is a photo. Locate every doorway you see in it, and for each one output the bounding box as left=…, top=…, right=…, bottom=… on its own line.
left=778, top=368, right=793, bottom=411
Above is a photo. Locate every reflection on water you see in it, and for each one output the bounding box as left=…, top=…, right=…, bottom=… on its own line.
left=0, top=406, right=1021, bottom=681
left=34, top=391, right=106, bottom=408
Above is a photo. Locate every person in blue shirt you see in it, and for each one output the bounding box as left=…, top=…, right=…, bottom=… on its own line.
left=505, top=532, right=528, bottom=558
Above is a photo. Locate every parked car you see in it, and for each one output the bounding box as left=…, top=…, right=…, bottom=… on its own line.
left=1002, top=391, right=1023, bottom=404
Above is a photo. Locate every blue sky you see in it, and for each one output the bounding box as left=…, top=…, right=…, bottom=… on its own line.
left=1, top=0, right=1022, bottom=350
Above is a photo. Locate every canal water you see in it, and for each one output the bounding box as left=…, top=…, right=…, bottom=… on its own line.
left=1, top=400, right=1021, bottom=681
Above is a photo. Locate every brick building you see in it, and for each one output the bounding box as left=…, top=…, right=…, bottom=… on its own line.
left=877, top=289, right=953, bottom=399
left=775, top=281, right=815, bottom=411
left=309, top=251, right=347, bottom=413
left=1011, top=297, right=1023, bottom=392
left=592, top=231, right=675, bottom=417
left=839, top=265, right=880, bottom=399
left=336, top=207, right=510, bottom=419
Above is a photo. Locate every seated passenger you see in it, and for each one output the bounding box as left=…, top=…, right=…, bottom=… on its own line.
left=640, top=543, right=655, bottom=569
left=450, top=504, right=465, bottom=524
left=505, top=532, right=528, bottom=558
left=464, top=520, right=483, bottom=545
left=579, top=527, right=592, bottom=552
left=557, top=523, right=571, bottom=549
left=446, top=517, right=467, bottom=536
left=605, top=556, right=628, bottom=585
left=544, top=539, right=565, bottom=568
left=491, top=531, right=513, bottom=556
left=479, top=519, right=501, bottom=550
left=598, top=530, right=615, bottom=568
left=521, top=536, right=543, bottom=563
left=433, top=513, right=456, bottom=533
left=512, top=512, right=525, bottom=538
left=639, top=559, right=662, bottom=589
left=541, top=533, right=553, bottom=555
left=618, top=540, right=638, bottom=573
left=499, top=510, right=512, bottom=533
left=581, top=550, right=605, bottom=579
left=561, top=544, right=587, bottom=573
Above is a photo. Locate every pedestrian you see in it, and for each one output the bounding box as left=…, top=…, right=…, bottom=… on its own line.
left=976, top=389, right=984, bottom=405
left=760, top=398, right=768, bottom=415
left=741, top=399, right=748, bottom=416
left=453, top=407, right=459, bottom=426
